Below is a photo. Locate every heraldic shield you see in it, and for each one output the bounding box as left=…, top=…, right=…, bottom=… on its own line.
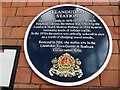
left=49, top=53, right=83, bottom=78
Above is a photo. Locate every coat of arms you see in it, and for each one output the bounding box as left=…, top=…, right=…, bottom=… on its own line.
left=49, top=53, right=83, bottom=78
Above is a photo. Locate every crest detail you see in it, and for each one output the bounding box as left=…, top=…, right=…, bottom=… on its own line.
left=49, top=53, right=83, bottom=78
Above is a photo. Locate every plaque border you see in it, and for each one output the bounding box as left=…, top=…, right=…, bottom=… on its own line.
left=24, top=4, right=112, bottom=86
left=0, top=46, right=21, bottom=90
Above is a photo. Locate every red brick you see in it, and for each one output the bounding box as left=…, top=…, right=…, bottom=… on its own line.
left=22, top=17, right=34, bottom=26
left=109, top=27, right=120, bottom=39
left=0, top=28, right=1, bottom=38
left=15, top=68, right=31, bottom=83
left=31, top=72, right=48, bottom=84
left=119, top=41, right=120, bottom=52
left=89, top=87, right=119, bottom=90
left=60, top=0, right=76, bottom=4
left=2, top=17, right=7, bottom=26
left=41, top=85, right=88, bottom=90
left=93, top=0, right=109, bottom=5
left=101, top=70, right=119, bottom=86
left=6, top=17, right=23, bottom=26
left=81, top=76, right=100, bottom=86
left=11, top=27, right=26, bottom=38
left=43, top=0, right=59, bottom=6
left=11, top=0, right=27, bottom=7
left=110, top=0, right=120, bottom=5
left=27, top=0, right=42, bottom=6
left=16, top=7, right=48, bottom=16
left=76, top=0, right=92, bottom=5
left=86, top=6, right=119, bottom=15
left=0, top=27, right=11, bottom=38
left=18, top=52, right=29, bottom=67
left=18, top=40, right=24, bottom=52
left=11, top=2, right=26, bottom=7
left=0, top=39, right=17, bottom=45
left=113, top=16, right=120, bottom=26
left=0, top=17, right=1, bottom=26
left=106, top=54, right=120, bottom=70
left=2, top=0, right=12, bottom=2
left=14, top=84, right=39, bottom=89
left=2, top=2, right=11, bottom=7
left=2, top=8, right=16, bottom=16
left=112, top=40, right=119, bottom=54
left=101, top=16, right=114, bottom=26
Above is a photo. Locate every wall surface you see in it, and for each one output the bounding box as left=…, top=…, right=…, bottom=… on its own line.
left=1, top=0, right=120, bottom=90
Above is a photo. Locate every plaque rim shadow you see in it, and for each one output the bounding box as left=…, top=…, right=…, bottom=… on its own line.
left=0, top=46, right=21, bottom=90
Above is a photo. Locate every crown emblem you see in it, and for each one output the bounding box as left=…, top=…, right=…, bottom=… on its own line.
left=49, top=53, right=83, bottom=78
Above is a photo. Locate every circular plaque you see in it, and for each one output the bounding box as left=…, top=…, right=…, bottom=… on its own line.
left=24, top=4, right=112, bottom=86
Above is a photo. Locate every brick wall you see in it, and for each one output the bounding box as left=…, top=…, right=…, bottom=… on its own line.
left=1, top=1, right=120, bottom=90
